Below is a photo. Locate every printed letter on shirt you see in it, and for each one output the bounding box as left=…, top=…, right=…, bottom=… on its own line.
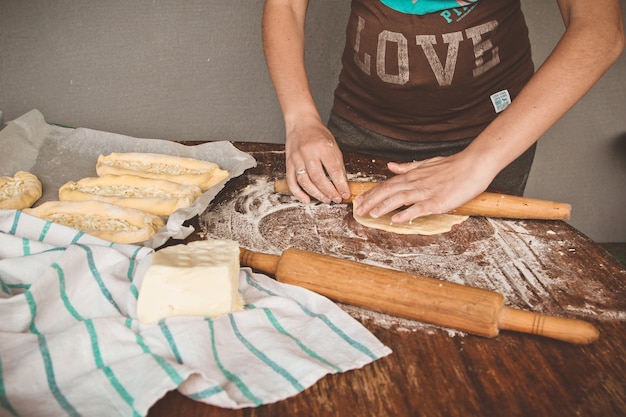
left=415, top=32, right=463, bottom=86
left=353, top=16, right=371, bottom=75
left=377, top=30, right=410, bottom=85
left=465, top=20, right=500, bottom=77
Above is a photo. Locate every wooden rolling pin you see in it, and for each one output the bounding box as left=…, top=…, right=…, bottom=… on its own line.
left=273, top=179, right=571, bottom=220
left=240, top=247, right=599, bottom=344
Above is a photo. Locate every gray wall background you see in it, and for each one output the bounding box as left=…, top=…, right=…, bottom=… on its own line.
left=1, top=1, right=624, bottom=242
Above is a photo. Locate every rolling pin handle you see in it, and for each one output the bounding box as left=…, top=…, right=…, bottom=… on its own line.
left=497, top=306, right=599, bottom=344
left=239, top=248, right=280, bottom=276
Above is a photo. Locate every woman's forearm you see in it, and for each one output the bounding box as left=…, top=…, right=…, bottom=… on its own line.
left=465, top=0, right=624, bottom=178
left=262, top=0, right=322, bottom=131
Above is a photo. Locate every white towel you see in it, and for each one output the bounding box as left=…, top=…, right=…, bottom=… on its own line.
left=0, top=210, right=391, bottom=416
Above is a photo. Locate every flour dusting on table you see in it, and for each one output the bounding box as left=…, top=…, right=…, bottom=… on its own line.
left=200, top=175, right=624, bottom=334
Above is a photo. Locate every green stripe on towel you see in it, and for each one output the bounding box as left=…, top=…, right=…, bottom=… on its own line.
left=263, top=307, right=342, bottom=372
left=85, top=319, right=142, bottom=417
left=25, top=291, right=81, bottom=417
left=76, top=244, right=121, bottom=313
left=207, top=318, right=263, bottom=406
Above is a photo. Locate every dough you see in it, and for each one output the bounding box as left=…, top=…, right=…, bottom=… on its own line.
left=352, top=199, right=468, bottom=235
left=24, top=200, right=165, bottom=244
left=59, top=174, right=202, bottom=216
left=0, top=171, right=42, bottom=210
left=96, top=152, right=229, bottom=191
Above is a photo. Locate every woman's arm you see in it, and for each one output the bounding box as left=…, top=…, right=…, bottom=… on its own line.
left=263, top=0, right=351, bottom=204
left=355, top=0, right=625, bottom=223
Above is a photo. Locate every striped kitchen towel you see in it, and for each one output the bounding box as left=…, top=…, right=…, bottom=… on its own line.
left=0, top=210, right=391, bottom=416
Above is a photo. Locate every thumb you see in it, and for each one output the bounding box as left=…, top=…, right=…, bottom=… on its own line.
left=387, top=160, right=421, bottom=174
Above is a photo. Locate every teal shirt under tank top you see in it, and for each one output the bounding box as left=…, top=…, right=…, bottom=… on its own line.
left=380, top=0, right=479, bottom=15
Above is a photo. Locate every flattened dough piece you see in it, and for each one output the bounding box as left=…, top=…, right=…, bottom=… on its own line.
left=352, top=199, right=469, bottom=235
left=0, top=171, right=42, bottom=209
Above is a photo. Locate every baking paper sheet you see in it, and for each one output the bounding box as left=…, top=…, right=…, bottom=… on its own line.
left=0, top=109, right=257, bottom=247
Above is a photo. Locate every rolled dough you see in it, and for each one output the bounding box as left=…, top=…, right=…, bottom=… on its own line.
left=352, top=199, right=469, bottom=235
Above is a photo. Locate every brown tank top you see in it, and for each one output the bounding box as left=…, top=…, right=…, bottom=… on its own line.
left=331, top=0, right=534, bottom=142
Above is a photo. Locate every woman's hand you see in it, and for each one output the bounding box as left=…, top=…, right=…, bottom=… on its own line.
left=262, top=0, right=350, bottom=204
left=285, top=117, right=351, bottom=204
left=353, top=149, right=494, bottom=224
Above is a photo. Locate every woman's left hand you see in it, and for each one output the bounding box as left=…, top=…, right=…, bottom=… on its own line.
left=353, top=151, right=494, bottom=224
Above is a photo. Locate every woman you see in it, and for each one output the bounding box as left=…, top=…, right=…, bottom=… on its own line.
left=262, top=0, right=624, bottom=224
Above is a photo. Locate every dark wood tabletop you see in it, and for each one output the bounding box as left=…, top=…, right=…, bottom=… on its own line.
left=149, top=142, right=626, bottom=417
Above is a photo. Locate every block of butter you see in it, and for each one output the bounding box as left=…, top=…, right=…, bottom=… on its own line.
left=137, top=239, right=244, bottom=324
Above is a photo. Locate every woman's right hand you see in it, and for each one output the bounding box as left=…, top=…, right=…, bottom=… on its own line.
left=284, top=117, right=351, bottom=204
left=262, top=0, right=350, bottom=204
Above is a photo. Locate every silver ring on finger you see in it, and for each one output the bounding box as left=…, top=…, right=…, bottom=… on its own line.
left=296, top=168, right=307, bottom=176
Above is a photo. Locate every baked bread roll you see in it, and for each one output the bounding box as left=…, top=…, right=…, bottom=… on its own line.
left=0, top=171, right=43, bottom=210
left=59, top=175, right=203, bottom=216
left=24, top=200, right=165, bottom=244
left=96, top=152, right=229, bottom=191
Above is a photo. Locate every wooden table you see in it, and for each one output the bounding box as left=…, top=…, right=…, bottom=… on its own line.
left=149, top=142, right=626, bottom=417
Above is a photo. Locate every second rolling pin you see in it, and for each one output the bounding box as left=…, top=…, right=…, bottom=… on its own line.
left=240, top=247, right=599, bottom=345
left=273, top=179, right=571, bottom=220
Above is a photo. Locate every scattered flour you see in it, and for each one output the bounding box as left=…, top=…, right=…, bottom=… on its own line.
left=200, top=175, right=626, bottom=335
left=339, top=303, right=466, bottom=338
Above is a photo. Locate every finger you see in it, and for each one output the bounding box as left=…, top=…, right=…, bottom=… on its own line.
left=307, top=173, right=341, bottom=203
left=352, top=182, right=392, bottom=215
left=386, top=160, right=421, bottom=174
left=357, top=183, right=426, bottom=218
left=367, top=189, right=425, bottom=219
left=286, top=170, right=311, bottom=204
left=317, top=164, right=349, bottom=204
left=296, top=167, right=333, bottom=204
left=387, top=157, right=446, bottom=174
left=330, top=172, right=351, bottom=202
left=297, top=146, right=348, bottom=204
left=325, top=142, right=351, bottom=200
left=389, top=203, right=433, bottom=224
left=289, top=152, right=337, bottom=204
left=286, top=156, right=313, bottom=203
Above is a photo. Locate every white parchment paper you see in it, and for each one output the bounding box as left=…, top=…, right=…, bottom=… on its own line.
left=0, top=110, right=257, bottom=247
